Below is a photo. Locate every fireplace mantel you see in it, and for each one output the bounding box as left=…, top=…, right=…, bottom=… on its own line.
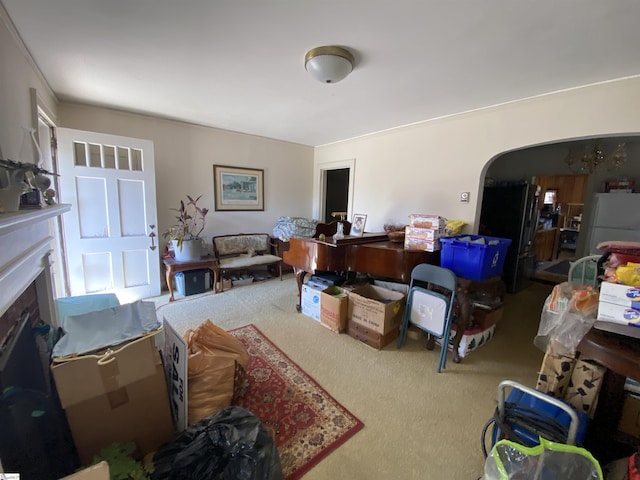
left=0, top=204, right=70, bottom=236
left=0, top=204, right=71, bottom=320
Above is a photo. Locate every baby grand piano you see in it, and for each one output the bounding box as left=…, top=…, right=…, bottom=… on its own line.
left=283, top=221, right=441, bottom=301
left=283, top=222, right=444, bottom=319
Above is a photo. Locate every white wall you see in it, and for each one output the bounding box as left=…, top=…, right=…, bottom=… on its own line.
left=57, top=103, right=315, bottom=247
left=0, top=7, right=57, bottom=165
left=314, top=78, right=640, bottom=236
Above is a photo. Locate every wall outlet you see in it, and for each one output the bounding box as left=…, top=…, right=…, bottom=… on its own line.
left=460, top=192, right=470, bottom=203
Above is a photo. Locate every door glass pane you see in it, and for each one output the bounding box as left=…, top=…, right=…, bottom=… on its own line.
left=103, top=145, right=116, bottom=169
left=88, top=143, right=102, bottom=168
left=74, top=142, right=87, bottom=167
left=117, top=147, right=130, bottom=170
left=131, top=149, right=143, bottom=171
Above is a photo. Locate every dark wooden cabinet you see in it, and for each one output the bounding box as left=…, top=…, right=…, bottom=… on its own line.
left=535, top=228, right=559, bottom=261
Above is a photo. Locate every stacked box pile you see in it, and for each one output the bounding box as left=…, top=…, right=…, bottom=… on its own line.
left=404, top=214, right=447, bottom=252
left=597, top=281, right=640, bottom=327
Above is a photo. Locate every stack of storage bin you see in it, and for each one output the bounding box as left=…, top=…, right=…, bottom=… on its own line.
left=403, top=214, right=447, bottom=252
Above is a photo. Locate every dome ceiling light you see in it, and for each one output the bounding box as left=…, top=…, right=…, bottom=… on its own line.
left=304, top=46, right=354, bottom=84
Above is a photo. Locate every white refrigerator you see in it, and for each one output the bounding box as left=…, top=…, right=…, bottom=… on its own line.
left=586, top=193, right=640, bottom=254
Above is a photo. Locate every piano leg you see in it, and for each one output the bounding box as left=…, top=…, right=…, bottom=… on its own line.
left=293, top=268, right=308, bottom=312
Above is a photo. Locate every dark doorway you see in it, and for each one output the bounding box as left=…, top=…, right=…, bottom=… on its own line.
left=324, top=168, right=350, bottom=223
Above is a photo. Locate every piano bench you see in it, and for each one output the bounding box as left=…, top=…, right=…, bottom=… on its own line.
left=212, top=233, right=283, bottom=291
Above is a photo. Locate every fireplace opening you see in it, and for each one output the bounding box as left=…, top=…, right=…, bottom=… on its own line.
left=0, top=297, right=78, bottom=477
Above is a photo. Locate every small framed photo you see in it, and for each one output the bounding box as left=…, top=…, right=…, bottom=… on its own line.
left=350, top=214, right=367, bottom=236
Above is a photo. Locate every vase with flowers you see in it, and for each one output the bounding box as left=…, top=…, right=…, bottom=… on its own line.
left=163, top=195, right=209, bottom=262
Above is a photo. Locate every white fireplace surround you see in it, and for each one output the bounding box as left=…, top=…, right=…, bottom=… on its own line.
left=0, top=204, right=70, bottom=324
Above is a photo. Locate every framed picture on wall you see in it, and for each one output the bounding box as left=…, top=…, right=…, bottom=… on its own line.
left=350, top=214, right=367, bottom=236
left=213, top=165, right=264, bottom=211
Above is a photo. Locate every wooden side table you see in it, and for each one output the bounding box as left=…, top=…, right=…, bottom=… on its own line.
left=453, top=275, right=505, bottom=363
left=162, top=256, right=219, bottom=302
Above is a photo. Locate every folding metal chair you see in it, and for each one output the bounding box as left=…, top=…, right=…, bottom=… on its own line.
left=568, top=254, right=602, bottom=288
left=397, top=263, right=457, bottom=373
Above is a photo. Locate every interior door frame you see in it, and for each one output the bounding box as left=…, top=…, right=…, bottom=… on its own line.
left=313, top=158, right=355, bottom=223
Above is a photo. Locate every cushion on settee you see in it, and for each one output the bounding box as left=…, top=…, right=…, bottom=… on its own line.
left=214, top=234, right=269, bottom=257
left=219, top=254, right=282, bottom=269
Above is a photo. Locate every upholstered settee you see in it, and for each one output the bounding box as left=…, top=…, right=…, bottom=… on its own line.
left=212, top=233, right=283, bottom=291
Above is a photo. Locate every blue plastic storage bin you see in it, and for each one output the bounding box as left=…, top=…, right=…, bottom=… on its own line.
left=440, top=234, right=511, bottom=280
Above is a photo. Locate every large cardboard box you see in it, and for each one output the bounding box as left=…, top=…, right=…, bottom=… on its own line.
left=320, top=286, right=348, bottom=332
left=346, top=318, right=399, bottom=350
left=301, top=282, right=322, bottom=321
left=348, top=284, right=405, bottom=334
left=51, top=331, right=174, bottom=465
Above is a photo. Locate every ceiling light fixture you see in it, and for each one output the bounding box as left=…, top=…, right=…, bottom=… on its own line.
left=305, top=46, right=354, bottom=84
left=564, top=141, right=627, bottom=174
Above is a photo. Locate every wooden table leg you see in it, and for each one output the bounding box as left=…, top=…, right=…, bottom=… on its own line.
left=293, top=268, right=307, bottom=312
left=453, top=283, right=471, bottom=364
left=212, top=267, right=220, bottom=293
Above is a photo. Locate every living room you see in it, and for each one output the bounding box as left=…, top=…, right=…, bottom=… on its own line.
left=2, top=2, right=640, bottom=478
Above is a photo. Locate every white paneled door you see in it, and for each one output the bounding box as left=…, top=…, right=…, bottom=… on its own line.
left=57, top=128, right=160, bottom=302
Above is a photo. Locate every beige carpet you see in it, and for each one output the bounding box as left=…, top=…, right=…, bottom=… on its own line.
left=151, top=274, right=552, bottom=479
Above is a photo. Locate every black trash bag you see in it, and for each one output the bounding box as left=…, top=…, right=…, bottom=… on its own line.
left=152, top=406, right=283, bottom=480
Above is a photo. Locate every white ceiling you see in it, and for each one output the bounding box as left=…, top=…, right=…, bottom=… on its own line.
left=3, top=1, right=640, bottom=147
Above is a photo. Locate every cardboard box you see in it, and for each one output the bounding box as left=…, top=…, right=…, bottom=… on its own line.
left=564, top=358, right=606, bottom=418
left=320, top=286, right=348, bottom=332
left=51, top=331, right=174, bottom=465
left=599, top=281, right=640, bottom=307
left=348, top=284, right=405, bottom=335
left=403, top=236, right=440, bottom=252
left=405, top=226, right=444, bottom=241
left=618, top=392, right=640, bottom=438
left=217, top=277, right=232, bottom=290
left=472, top=305, right=504, bottom=330
left=346, top=318, right=399, bottom=350
left=535, top=350, right=576, bottom=399
left=597, top=301, right=640, bottom=326
left=301, top=282, right=322, bottom=322
left=62, top=461, right=110, bottom=479
left=409, top=214, right=447, bottom=229
left=438, top=324, right=496, bottom=358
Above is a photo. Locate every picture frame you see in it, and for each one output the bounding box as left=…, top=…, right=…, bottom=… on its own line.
left=350, top=214, right=367, bottom=236
left=213, top=165, right=264, bottom=211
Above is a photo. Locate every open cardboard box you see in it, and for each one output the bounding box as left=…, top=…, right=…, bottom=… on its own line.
left=51, top=330, right=175, bottom=465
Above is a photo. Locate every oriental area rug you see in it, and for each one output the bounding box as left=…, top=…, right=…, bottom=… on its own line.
left=230, top=324, right=364, bottom=479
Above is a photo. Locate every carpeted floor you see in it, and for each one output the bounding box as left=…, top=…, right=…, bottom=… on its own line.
left=152, top=274, right=551, bottom=479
